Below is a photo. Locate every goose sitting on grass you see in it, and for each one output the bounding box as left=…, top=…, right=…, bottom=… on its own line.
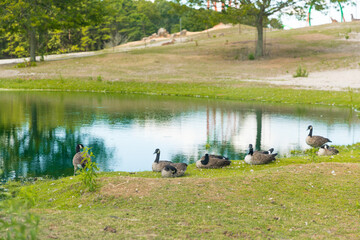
left=199, top=154, right=229, bottom=161
left=161, top=165, right=186, bottom=178
left=317, top=144, right=339, bottom=156
left=306, top=125, right=331, bottom=148
left=196, top=153, right=231, bottom=169
left=152, top=148, right=188, bottom=172
left=72, top=144, right=89, bottom=175
left=259, top=148, right=274, bottom=154
left=244, top=144, right=277, bottom=165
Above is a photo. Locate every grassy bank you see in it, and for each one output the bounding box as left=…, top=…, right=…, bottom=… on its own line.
left=1, top=144, right=360, bottom=239
left=0, top=78, right=360, bottom=109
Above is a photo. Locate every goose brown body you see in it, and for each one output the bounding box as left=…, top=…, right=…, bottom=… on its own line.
left=199, top=154, right=229, bottom=161
left=196, top=154, right=231, bottom=168
left=161, top=165, right=185, bottom=178
left=244, top=144, right=277, bottom=165
left=72, top=144, right=89, bottom=175
left=306, top=125, right=331, bottom=148
left=152, top=149, right=188, bottom=172
left=317, top=144, right=339, bottom=156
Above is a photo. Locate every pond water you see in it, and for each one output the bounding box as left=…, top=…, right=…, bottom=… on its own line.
left=0, top=91, right=359, bottom=180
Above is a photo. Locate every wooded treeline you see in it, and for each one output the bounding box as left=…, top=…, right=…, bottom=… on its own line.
left=0, top=0, right=292, bottom=61
left=0, top=0, right=225, bottom=60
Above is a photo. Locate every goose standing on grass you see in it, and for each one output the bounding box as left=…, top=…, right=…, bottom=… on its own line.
left=161, top=165, right=186, bottom=178
left=152, top=148, right=188, bottom=172
left=196, top=153, right=231, bottom=168
left=244, top=144, right=277, bottom=165
left=72, top=144, right=89, bottom=175
left=317, top=144, right=339, bottom=156
left=306, top=125, right=331, bottom=148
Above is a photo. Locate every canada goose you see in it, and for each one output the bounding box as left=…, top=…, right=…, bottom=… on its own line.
left=306, top=125, right=331, bottom=148
left=199, top=154, right=229, bottom=161
left=244, top=144, right=277, bottom=165
left=161, top=165, right=186, bottom=178
left=317, top=144, right=339, bottom=156
left=152, top=148, right=188, bottom=172
left=259, top=148, right=274, bottom=154
left=196, top=153, right=231, bottom=168
left=72, top=144, right=89, bottom=175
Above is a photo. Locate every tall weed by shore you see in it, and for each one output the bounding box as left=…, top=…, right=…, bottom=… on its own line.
left=78, top=147, right=99, bottom=192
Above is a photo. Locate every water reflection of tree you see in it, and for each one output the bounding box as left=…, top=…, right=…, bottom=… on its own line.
left=0, top=99, right=113, bottom=180
left=255, top=109, right=262, bottom=151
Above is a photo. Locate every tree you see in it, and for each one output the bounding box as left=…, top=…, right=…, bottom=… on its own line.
left=0, top=0, right=104, bottom=62
left=187, top=0, right=353, bottom=57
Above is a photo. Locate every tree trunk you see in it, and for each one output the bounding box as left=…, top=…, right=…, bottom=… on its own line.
left=29, top=28, right=37, bottom=62
left=255, top=14, right=264, bottom=57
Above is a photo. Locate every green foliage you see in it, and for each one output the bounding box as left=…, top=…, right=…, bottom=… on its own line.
left=78, top=147, right=99, bottom=192
left=0, top=0, right=221, bottom=58
left=2, top=33, right=29, bottom=58
left=269, top=18, right=284, bottom=29
left=0, top=187, right=40, bottom=240
left=248, top=53, right=255, bottom=60
left=293, top=65, right=309, bottom=78
left=0, top=0, right=105, bottom=60
left=15, top=60, right=37, bottom=69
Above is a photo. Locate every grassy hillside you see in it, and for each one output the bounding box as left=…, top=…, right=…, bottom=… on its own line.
left=1, top=22, right=360, bottom=83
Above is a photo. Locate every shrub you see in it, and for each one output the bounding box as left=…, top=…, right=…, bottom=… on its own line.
left=248, top=53, right=255, bottom=60
left=78, top=147, right=99, bottom=192
left=15, top=60, right=37, bottom=68
left=293, top=65, right=309, bottom=78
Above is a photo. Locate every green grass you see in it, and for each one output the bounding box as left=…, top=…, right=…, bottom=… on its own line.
left=0, top=78, right=359, bottom=108
left=1, top=144, right=360, bottom=239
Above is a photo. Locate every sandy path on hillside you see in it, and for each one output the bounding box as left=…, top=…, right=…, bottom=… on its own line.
left=257, top=69, right=360, bottom=91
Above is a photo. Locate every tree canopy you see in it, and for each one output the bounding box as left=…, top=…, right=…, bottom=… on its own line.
left=0, top=0, right=222, bottom=60
left=188, top=0, right=354, bottom=57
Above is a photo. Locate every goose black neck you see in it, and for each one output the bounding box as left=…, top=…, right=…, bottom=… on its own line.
left=308, top=128, right=313, bottom=137
left=201, top=154, right=209, bottom=165
left=249, top=148, right=254, bottom=156
left=154, top=152, right=160, bottom=163
left=76, top=145, right=81, bottom=153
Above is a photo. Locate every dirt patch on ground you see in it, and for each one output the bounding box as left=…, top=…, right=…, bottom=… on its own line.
left=100, top=176, right=215, bottom=198
left=243, top=67, right=360, bottom=91
left=100, top=177, right=164, bottom=198
left=293, top=33, right=334, bottom=41
left=282, top=162, right=360, bottom=176
left=99, top=176, right=229, bottom=199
